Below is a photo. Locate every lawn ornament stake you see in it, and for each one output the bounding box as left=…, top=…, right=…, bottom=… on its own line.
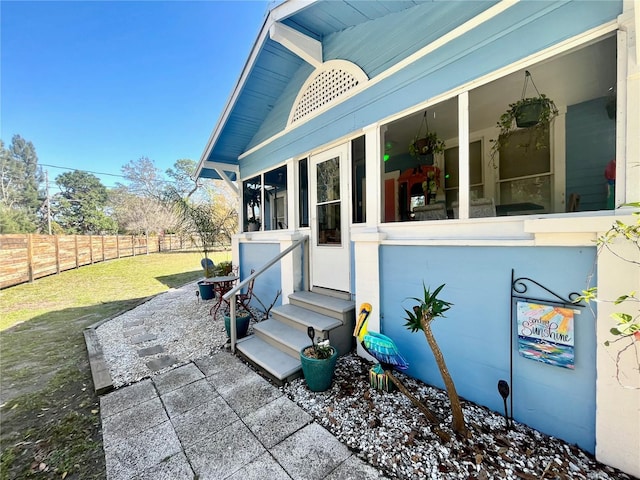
left=497, top=379, right=511, bottom=429
left=354, top=303, right=439, bottom=425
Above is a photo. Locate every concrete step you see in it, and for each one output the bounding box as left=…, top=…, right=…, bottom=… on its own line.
left=271, top=303, right=342, bottom=334
left=235, top=335, right=301, bottom=383
left=253, top=318, right=312, bottom=358
left=236, top=291, right=355, bottom=383
left=288, top=290, right=354, bottom=322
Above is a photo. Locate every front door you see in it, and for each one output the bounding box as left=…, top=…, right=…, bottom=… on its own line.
left=309, top=144, right=350, bottom=293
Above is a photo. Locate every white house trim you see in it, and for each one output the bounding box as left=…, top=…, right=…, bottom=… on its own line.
left=269, top=21, right=323, bottom=68
left=286, top=59, right=369, bottom=126
left=240, top=18, right=618, bottom=163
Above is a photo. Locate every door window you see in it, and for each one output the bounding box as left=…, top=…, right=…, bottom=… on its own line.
left=316, top=157, right=341, bottom=245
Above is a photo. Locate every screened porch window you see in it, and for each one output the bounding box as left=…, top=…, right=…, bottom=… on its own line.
left=242, top=165, right=288, bottom=232
left=379, top=34, right=616, bottom=221
left=497, top=128, right=551, bottom=213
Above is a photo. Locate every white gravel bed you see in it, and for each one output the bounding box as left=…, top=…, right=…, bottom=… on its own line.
left=96, top=283, right=635, bottom=479
left=95, top=281, right=244, bottom=387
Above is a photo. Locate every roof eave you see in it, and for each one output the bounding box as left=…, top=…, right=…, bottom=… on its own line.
left=194, top=0, right=318, bottom=180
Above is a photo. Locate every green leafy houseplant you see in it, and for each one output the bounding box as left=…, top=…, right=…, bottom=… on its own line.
left=409, top=131, right=446, bottom=157
left=576, top=203, right=639, bottom=388
left=409, top=110, right=445, bottom=158
left=302, top=338, right=334, bottom=359
left=404, top=283, right=468, bottom=436
left=489, top=93, right=559, bottom=167
left=300, top=329, right=337, bottom=392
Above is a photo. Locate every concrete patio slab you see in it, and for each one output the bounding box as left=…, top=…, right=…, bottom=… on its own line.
left=104, top=421, right=182, bottom=480
left=100, top=353, right=391, bottom=480
left=101, top=396, right=168, bottom=446
left=154, top=362, right=205, bottom=395
left=324, top=454, right=390, bottom=480
left=100, top=379, right=156, bottom=418
left=196, top=351, right=254, bottom=384
left=271, top=422, right=352, bottom=480
left=146, top=355, right=178, bottom=371
left=137, top=344, right=164, bottom=357
left=226, top=452, right=292, bottom=480
left=243, top=395, right=312, bottom=448
left=160, top=378, right=216, bottom=417
left=130, top=333, right=158, bottom=344
left=123, top=327, right=146, bottom=337
left=135, top=451, right=194, bottom=480
left=171, top=396, right=236, bottom=447
left=185, top=419, right=267, bottom=480
left=218, top=372, right=283, bottom=418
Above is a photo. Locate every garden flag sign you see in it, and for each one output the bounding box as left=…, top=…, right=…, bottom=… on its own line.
left=516, top=301, right=575, bottom=369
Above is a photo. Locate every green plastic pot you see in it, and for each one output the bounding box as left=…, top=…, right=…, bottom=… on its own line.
left=300, top=346, right=338, bottom=392
left=198, top=281, right=215, bottom=301
left=515, top=101, right=544, bottom=128
left=224, top=311, right=251, bottom=339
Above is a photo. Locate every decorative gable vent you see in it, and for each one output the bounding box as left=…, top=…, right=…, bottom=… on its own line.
left=288, top=60, right=368, bottom=126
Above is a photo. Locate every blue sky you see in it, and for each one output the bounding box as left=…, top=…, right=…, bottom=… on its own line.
left=1, top=0, right=270, bottom=189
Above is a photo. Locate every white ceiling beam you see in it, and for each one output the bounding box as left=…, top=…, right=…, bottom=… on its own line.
left=269, top=21, right=323, bottom=68
left=203, top=161, right=239, bottom=197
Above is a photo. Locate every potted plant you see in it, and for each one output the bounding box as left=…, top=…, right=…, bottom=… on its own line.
left=300, top=327, right=338, bottom=392
left=214, top=260, right=233, bottom=276
left=223, top=308, right=251, bottom=339
left=408, top=110, right=445, bottom=160
left=409, top=131, right=446, bottom=157
left=490, top=71, right=559, bottom=166
left=247, top=217, right=260, bottom=232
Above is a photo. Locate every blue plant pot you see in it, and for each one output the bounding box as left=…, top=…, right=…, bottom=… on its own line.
left=198, top=281, right=215, bottom=301
left=224, top=312, right=251, bottom=339
left=300, top=345, right=338, bottom=392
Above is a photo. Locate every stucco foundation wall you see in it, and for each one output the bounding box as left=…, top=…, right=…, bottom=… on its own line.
left=595, top=237, right=640, bottom=477
left=378, top=244, right=597, bottom=453
left=239, top=242, right=283, bottom=312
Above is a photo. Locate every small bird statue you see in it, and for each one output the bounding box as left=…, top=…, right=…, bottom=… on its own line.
left=354, top=303, right=408, bottom=370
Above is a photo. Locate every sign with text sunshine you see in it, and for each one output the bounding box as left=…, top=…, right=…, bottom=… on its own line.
left=516, top=301, right=575, bottom=369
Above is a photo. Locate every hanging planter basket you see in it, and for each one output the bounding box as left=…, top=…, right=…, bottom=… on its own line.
left=515, top=99, right=546, bottom=128
left=408, top=111, right=445, bottom=158
left=489, top=70, right=558, bottom=167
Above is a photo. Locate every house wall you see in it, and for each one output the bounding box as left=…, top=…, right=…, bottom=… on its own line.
left=377, top=244, right=597, bottom=452
left=239, top=242, right=283, bottom=312
left=241, top=1, right=621, bottom=178
left=566, top=97, right=617, bottom=211
left=595, top=234, right=640, bottom=475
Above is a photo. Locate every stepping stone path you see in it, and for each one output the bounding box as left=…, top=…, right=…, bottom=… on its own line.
left=121, top=315, right=178, bottom=373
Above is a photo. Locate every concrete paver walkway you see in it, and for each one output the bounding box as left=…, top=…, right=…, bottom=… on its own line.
left=100, top=351, right=389, bottom=480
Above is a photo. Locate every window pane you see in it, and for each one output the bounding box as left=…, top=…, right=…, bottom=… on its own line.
left=499, top=128, right=551, bottom=179
left=298, top=158, right=309, bottom=227
left=243, top=176, right=262, bottom=231
left=317, top=157, right=340, bottom=203
left=264, top=166, right=287, bottom=231
left=444, top=141, right=483, bottom=188
left=351, top=135, right=366, bottom=223
left=499, top=175, right=551, bottom=212
left=317, top=202, right=341, bottom=245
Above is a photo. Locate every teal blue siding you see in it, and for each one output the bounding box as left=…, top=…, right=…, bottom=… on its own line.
left=323, top=1, right=497, bottom=79
left=566, top=97, right=616, bottom=211
left=239, top=243, right=283, bottom=312
left=241, top=0, right=621, bottom=177
left=378, top=245, right=597, bottom=452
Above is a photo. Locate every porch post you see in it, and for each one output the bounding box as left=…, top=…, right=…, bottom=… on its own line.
left=595, top=229, right=640, bottom=477
left=280, top=233, right=306, bottom=303
left=352, top=230, right=386, bottom=362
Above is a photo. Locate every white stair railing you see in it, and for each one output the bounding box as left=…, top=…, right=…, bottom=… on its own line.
left=223, top=235, right=309, bottom=352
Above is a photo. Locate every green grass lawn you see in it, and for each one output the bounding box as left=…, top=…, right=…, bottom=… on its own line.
left=0, top=251, right=230, bottom=480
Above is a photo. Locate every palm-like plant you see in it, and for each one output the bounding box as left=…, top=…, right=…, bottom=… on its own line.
left=404, top=283, right=468, bottom=436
